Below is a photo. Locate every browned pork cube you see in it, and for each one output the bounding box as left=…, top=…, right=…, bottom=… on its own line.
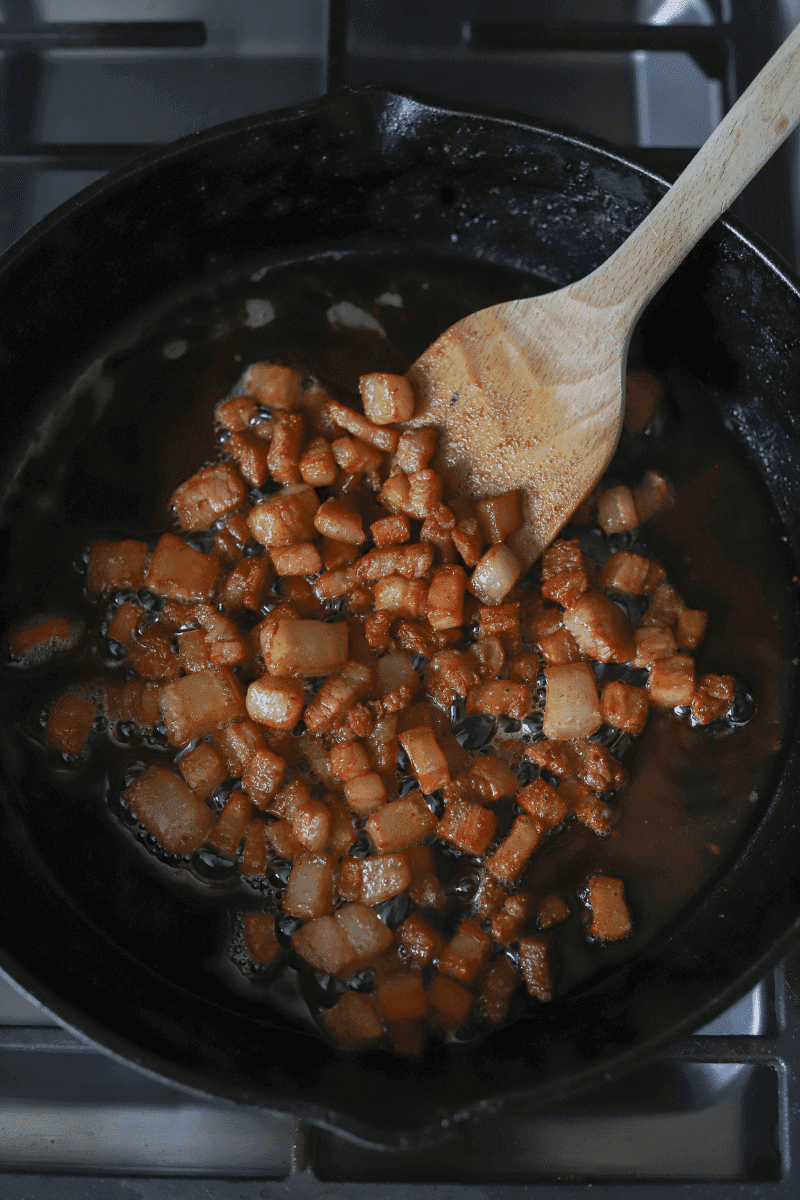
left=440, top=919, right=492, bottom=985
left=208, top=791, right=250, bottom=855
left=179, top=741, right=227, bottom=798
left=246, top=361, right=302, bottom=411
left=299, top=437, right=337, bottom=487
left=326, top=795, right=357, bottom=857
left=477, top=955, right=520, bottom=1023
left=561, top=778, right=614, bottom=834
left=473, top=871, right=507, bottom=920
left=171, top=462, right=247, bottom=531
left=360, top=372, right=415, bottom=425
left=426, top=649, right=479, bottom=706
left=675, top=606, right=708, bottom=650
left=226, top=432, right=272, bottom=488
left=313, top=497, right=365, bottom=545
left=291, top=795, right=331, bottom=853
left=214, top=720, right=266, bottom=776
left=538, top=895, right=570, bottom=930
left=516, top=779, right=569, bottom=828
left=247, top=483, right=318, bottom=547
left=45, top=693, right=96, bottom=755
left=518, top=936, right=553, bottom=1000
left=492, top=892, right=536, bottom=945
left=161, top=667, right=247, bottom=745
left=375, top=970, right=428, bottom=1021
left=467, top=680, right=530, bottom=720
left=335, top=902, right=395, bottom=969
left=428, top=973, right=473, bottom=1032
left=327, top=397, right=399, bottom=452
left=600, top=679, right=649, bottom=733
left=452, top=522, right=482, bottom=567
left=563, top=593, right=635, bottom=663
left=304, top=661, right=373, bottom=734
left=176, top=629, right=211, bottom=674
left=243, top=913, right=281, bottom=964
left=269, top=543, right=322, bottom=576
left=473, top=491, right=522, bottom=547
left=127, top=626, right=181, bottom=681
left=241, top=819, right=269, bottom=874
left=87, top=539, right=149, bottom=595
left=586, top=876, right=632, bottom=940
left=543, top=663, right=601, bottom=740
left=398, top=913, right=445, bottom=966
left=469, top=544, right=523, bottom=606
left=541, top=568, right=588, bottom=609
left=106, top=604, right=139, bottom=645
left=486, top=815, right=543, bottom=883
left=217, top=394, right=258, bottom=431
left=283, top=853, right=336, bottom=919
left=597, top=485, right=638, bottom=534
left=691, top=673, right=736, bottom=725
left=395, top=426, right=437, bottom=473
left=632, top=625, right=677, bottom=667
left=648, top=655, right=695, bottom=706
left=10, top=615, right=75, bottom=661
left=265, top=819, right=301, bottom=860
left=437, top=798, right=497, bottom=856
left=365, top=794, right=437, bottom=853
left=145, top=534, right=220, bottom=603
left=344, top=773, right=387, bottom=817
left=332, top=435, right=383, bottom=474
left=469, top=756, right=519, bottom=802
left=263, top=616, right=348, bottom=677
left=105, top=680, right=160, bottom=728
left=359, top=854, right=412, bottom=905
left=507, top=651, right=543, bottom=683
left=373, top=576, right=428, bottom=618
left=267, top=412, right=304, bottom=484
left=398, top=725, right=450, bottom=793
left=321, top=991, right=385, bottom=1049
left=124, top=765, right=214, bottom=855
left=624, top=370, right=661, bottom=431
left=640, top=581, right=684, bottom=628
left=245, top=676, right=305, bottom=731
left=426, top=565, right=467, bottom=631
left=632, top=469, right=672, bottom=523
left=292, top=916, right=359, bottom=977
left=242, top=747, right=286, bottom=808
left=371, top=513, right=410, bottom=546
left=600, top=551, right=652, bottom=595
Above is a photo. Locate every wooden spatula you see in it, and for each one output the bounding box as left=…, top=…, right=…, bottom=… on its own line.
left=407, top=22, right=800, bottom=567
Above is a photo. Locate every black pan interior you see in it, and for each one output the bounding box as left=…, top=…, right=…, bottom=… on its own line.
left=0, top=86, right=799, bottom=1146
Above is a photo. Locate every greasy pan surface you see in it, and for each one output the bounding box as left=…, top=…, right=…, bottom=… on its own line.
left=0, top=85, right=799, bottom=1147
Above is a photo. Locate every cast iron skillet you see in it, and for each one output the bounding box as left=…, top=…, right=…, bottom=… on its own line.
left=0, top=85, right=799, bottom=1148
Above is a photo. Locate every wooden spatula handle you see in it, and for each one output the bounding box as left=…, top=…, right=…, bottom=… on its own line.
left=575, top=20, right=800, bottom=318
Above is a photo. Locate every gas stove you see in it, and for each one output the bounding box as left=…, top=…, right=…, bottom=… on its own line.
left=1, top=0, right=799, bottom=1194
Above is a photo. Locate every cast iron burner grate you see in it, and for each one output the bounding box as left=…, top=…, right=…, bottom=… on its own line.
left=0, top=0, right=798, bottom=1193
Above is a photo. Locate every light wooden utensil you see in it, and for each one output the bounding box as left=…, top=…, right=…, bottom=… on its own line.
left=407, top=22, right=800, bottom=566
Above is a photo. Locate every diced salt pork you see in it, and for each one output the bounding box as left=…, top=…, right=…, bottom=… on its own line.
left=428, top=974, right=473, bottom=1032
left=358, top=543, right=434, bottom=582
left=439, top=919, right=492, bottom=984
left=283, top=852, right=336, bottom=919
left=452, top=523, right=483, bottom=568
left=516, top=779, right=569, bottom=827
left=426, top=649, right=479, bottom=707
left=291, top=795, right=331, bottom=852
left=267, top=412, right=304, bottom=484
left=648, top=654, right=695, bottom=706
left=437, top=798, right=497, bottom=856
left=299, top=436, right=337, bottom=486
left=375, top=651, right=420, bottom=702
left=518, top=936, right=553, bottom=1000
left=469, top=756, right=519, bottom=802
left=586, top=876, right=632, bottom=940
left=405, top=469, right=443, bottom=519
left=426, top=565, right=466, bottom=631
left=600, top=679, right=649, bottom=732
left=632, top=625, right=677, bottom=667
left=208, top=791, right=250, bottom=855
left=247, top=483, right=318, bottom=547
left=375, top=970, right=428, bottom=1021
left=269, top=543, right=322, bottom=576
left=379, top=471, right=411, bottom=513
left=632, top=469, right=673, bottom=523
left=371, top=513, right=410, bottom=547
left=541, top=569, right=588, bottom=609
left=561, top=778, right=614, bottom=834
left=217, top=394, right=258, bottom=432
left=691, top=672, right=735, bottom=725
left=624, top=370, right=662, bottom=431
left=45, top=693, right=96, bottom=755
left=475, top=491, right=521, bottom=543
left=365, top=794, right=437, bottom=853
left=336, top=902, right=395, bottom=968
left=640, top=581, right=684, bottom=629
left=106, top=604, right=139, bottom=645
left=538, top=895, right=570, bottom=929
left=179, top=741, right=227, bottom=798
left=344, top=772, right=387, bottom=817
left=220, top=557, right=274, bottom=612
left=321, top=991, right=385, bottom=1048
left=332, top=435, right=383, bottom=474
left=313, top=498, right=365, bottom=546
left=373, top=576, right=428, bottom=618
left=675, top=606, right=708, bottom=650
left=492, top=892, right=536, bottom=944
left=243, top=913, right=281, bottom=964
left=543, top=662, right=601, bottom=740
left=477, top=955, right=519, bottom=1023
left=597, top=485, right=639, bottom=534
left=563, top=593, right=635, bottom=663
left=366, top=711, right=399, bottom=772
left=329, top=741, right=370, bottom=781
left=225, top=432, right=271, bottom=487
left=245, top=362, right=301, bottom=411
left=241, top=819, right=269, bottom=874
left=337, top=858, right=363, bottom=903
left=359, top=372, right=415, bottom=425
left=466, top=680, right=530, bottom=720
left=161, top=667, right=247, bottom=745
left=398, top=725, right=450, bottom=793
left=600, top=551, right=652, bottom=595
left=486, top=815, right=543, bottom=883
left=474, top=872, right=507, bottom=919
left=10, top=615, right=77, bottom=662
left=304, top=661, right=373, bottom=734
left=171, top=461, right=247, bottom=531
left=326, top=795, right=357, bottom=856
left=123, top=764, right=214, bottom=855
left=507, top=651, right=542, bottom=683
left=293, top=916, right=360, bottom=976
left=264, top=616, right=348, bottom=679
left=537, top=627, right=583, bottom=665
left=86, top=539, right=149, bottom=594
left=242, top=747, right=286, bottom=808
left=145, top=534, right=219, bottom=603
left=327, top=397, right=399, bottom=452
left=469, top=544, right=523, bottom=606
left=265, top=819, right=301, bottom=860
left=398, top=913, right=445, bottom=966
left=126, top=627, right=179, bottom=681
left=246, top=676, right=305, bottom=731
left=395, top=427, right=437, bottom=473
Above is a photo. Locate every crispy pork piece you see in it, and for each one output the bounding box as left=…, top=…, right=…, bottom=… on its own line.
left=146, top=534, right=220, bottom=603
left=518, top=936, right=553, bottom=1000
left=585, top=876, right=632, bottom=940
left=123, top=765, right=214, bottom=855
left=171, top=462, right=247, bottom=531
left=543, top=663, right=601, bottom=740
left=160, top=667, right=246, bottom=745
left=45, top=693, right=96, bottom=755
